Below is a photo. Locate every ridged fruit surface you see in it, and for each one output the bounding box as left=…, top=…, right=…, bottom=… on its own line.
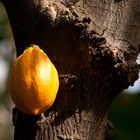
left=10, top=44, right=59, bottom=115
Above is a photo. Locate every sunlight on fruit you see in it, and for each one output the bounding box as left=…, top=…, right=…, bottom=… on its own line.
left=9, top=45, right=59, bottom=115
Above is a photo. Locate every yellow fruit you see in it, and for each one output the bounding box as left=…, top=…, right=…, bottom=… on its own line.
left=9, top=44, right=59, bottom=115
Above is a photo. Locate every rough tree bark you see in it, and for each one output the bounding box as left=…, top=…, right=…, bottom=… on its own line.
left=1, top=0, right=140, bottom=139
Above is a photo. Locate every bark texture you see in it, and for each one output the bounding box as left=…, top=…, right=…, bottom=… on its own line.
left=2, top=0, right=140, bottom=139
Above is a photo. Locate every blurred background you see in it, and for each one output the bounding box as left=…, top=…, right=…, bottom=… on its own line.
left=0, top=2, right=140, bottom=140
left=0, top=2, right=15, bottom=140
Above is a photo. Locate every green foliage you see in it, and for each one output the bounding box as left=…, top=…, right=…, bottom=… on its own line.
left=109, top=93, right=140, bottom=140
left=0, top=2, right=12, bottom=40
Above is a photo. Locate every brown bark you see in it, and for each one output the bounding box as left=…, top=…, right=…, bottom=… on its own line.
left=2, top=0, right=140, bottom=139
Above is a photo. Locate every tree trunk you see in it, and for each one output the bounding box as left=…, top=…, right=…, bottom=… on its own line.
left=2, top=0, right=140, bottom=139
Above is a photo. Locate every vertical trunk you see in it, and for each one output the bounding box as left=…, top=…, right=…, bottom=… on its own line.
left=2, top=0, right=140, bottom=139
